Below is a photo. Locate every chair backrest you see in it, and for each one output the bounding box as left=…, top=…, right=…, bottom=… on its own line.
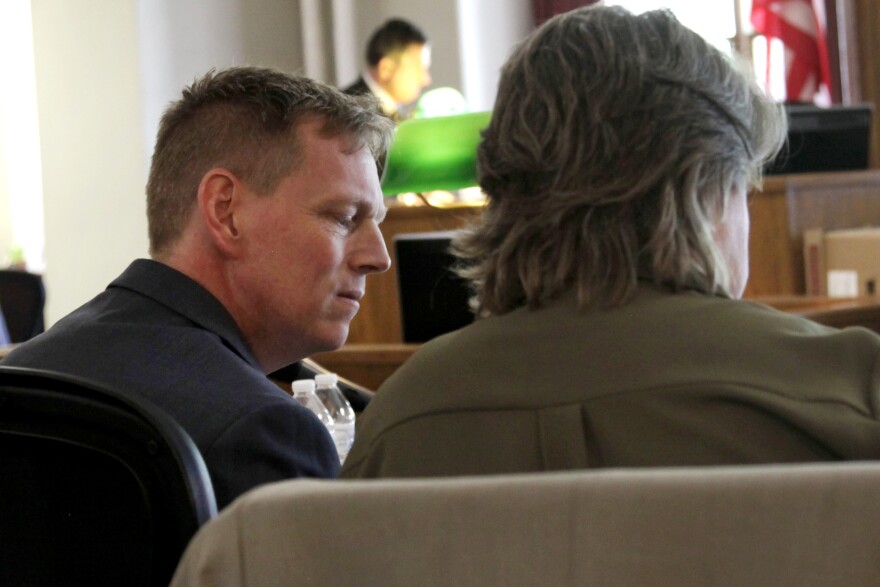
left=0, top=270, right=46, bottom=343
left=172, top=463, right=880, bottom=587
left=0, top=366, right=217, bottom=587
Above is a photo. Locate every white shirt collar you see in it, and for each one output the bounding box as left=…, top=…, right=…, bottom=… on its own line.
left=362, top=70, right=399, bottom=117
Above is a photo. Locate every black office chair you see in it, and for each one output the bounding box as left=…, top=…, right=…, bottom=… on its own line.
left=0, top=366, right=217, bottom=587
left=0, top=269, right=46, bottom=342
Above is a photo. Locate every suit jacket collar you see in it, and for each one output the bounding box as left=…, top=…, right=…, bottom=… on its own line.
left=108, top=259, right=261, bottom=369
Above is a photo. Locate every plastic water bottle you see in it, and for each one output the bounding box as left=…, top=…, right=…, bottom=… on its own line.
left=292, top=379, right=334, bottom=438
left=314, top=373, right=356, bottom=464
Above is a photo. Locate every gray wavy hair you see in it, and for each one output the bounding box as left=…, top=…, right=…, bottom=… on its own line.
left=454, top=5, right=786, bottom=317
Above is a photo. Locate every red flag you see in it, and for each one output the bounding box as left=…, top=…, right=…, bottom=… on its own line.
left=750, top=0, right=831, bottom=102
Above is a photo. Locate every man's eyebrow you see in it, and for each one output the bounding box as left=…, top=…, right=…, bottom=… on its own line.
left=375, top=205, right=388, bottom=224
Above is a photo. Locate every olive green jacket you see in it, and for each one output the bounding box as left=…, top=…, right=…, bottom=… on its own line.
left=342, top=286, right=880, bottom=478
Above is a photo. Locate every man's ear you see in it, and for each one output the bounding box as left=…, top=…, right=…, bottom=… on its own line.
left=375, top=55, right=398, bottom=83
left=197, top=168, right=243, bottom=258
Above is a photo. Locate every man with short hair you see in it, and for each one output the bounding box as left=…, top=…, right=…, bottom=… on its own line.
left=3, top=67, right=394, bottom=509
left=344, top=18, right=432, bottom=121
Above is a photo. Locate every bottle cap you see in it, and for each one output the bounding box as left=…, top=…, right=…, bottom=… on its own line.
left=292, top=379, right=316, bottom=395
left=314, top=373, right=339, bottom=386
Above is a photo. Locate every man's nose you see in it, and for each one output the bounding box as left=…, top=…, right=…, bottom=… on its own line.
left=354, top=223, right=391, bottom=274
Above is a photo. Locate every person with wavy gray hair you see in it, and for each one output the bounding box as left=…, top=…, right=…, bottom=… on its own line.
left=342, top=5, right=880, bottom=479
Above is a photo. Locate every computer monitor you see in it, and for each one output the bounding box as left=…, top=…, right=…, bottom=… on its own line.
left=394, top=231, right=474, bottom=343
left=765, top=104, right=872, bottom=175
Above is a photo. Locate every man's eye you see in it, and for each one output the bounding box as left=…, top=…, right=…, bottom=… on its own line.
left=336, top=215, right=355, bottom=229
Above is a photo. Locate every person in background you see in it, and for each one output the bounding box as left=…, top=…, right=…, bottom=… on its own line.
left=2, top=67, right=394, bottom=509
left=343, top=18, right=432, bottom=122
left=342, top=5, right=880, bottom=479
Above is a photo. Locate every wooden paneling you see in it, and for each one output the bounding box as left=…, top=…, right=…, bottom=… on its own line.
left=854, top=0, right=880, bottom=168
left=311, top=343, right=419, bottom=391
left=744, top=176, right=791, bottom=296
left=746, top=170, right=880, bottom=297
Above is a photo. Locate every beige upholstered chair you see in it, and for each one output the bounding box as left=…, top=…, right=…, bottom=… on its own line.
left=171, top=463, right=880, bottom=587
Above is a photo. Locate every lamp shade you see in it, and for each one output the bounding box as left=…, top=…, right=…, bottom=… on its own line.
left=414, top=87, right=468, bottom=118
left=381, top=111, right=491, bottom=196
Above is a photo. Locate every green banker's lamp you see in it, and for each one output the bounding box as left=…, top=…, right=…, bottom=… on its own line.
left=380, top=110, right=491, bottom=199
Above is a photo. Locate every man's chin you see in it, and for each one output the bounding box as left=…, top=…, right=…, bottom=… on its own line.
left=312, top=325, right=351, bottom=355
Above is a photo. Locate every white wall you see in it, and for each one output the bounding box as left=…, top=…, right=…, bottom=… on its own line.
left=0, top=0, right=44, bottom=269
left=0, top=100, right=13, bottom=267
left=458, top=0, right=533, bottom=111
left=31, top=0, right=148, bottom=324
left=138, top=0, right=304, bottom=161
left=17, top=0, right=530, bottom=325
left=29, top=0, right=304, bottom=325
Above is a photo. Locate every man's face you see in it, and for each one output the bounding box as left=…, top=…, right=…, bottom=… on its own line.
left=233, top=121, right=390, bottom=370
left=385, top=43, right=432, bottom=105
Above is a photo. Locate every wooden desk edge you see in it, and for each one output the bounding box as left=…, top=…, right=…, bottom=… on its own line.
left=311, top=343, right=420, bottom=366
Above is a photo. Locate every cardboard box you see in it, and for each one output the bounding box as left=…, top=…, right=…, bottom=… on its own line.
left=823, top=227, right=880, bottom=297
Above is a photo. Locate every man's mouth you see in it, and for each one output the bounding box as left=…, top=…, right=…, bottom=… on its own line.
left=338, top=290, right=364, bottom=302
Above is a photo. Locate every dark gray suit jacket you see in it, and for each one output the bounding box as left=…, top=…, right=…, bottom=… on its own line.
left=2, top=259, right=339, bottom=509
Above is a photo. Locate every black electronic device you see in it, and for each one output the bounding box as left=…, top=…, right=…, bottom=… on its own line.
left=394, top=231, right=474, bottom=343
